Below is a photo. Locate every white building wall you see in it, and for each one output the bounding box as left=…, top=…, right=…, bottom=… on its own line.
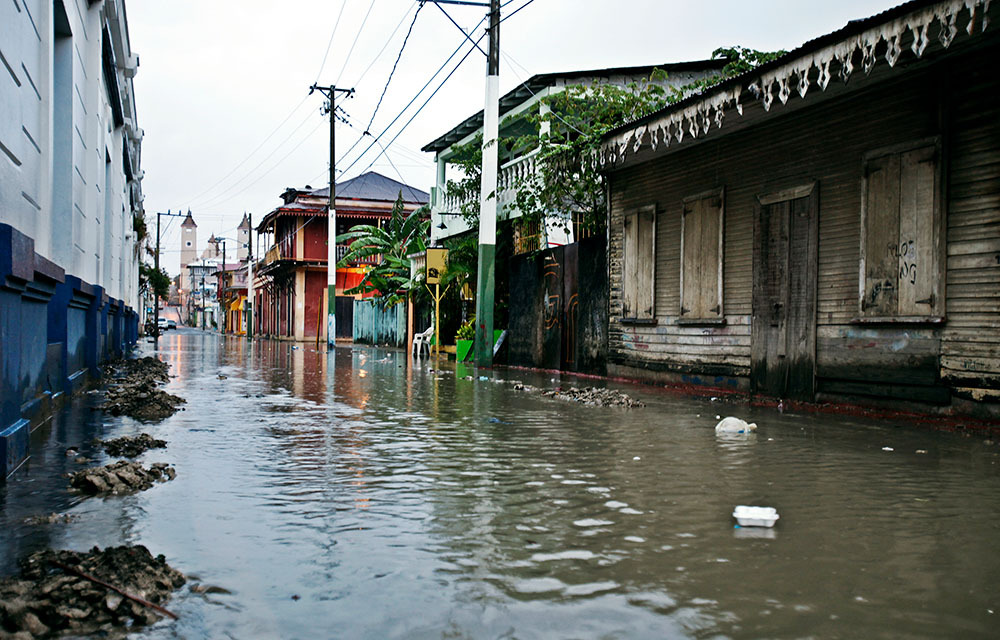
left=0, top=0, right=142, bottom=305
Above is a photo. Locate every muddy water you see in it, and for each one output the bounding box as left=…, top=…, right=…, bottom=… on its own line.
left=2, top=329, right=999, bottom=638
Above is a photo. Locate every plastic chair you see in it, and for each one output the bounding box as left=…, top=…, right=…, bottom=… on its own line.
left=412, top=326, right=434, bottom=356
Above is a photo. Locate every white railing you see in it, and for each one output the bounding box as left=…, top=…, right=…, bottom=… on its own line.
left=437, top=149, right=540, bottom=219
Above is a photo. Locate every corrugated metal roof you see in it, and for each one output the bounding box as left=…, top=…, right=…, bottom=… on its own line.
left=310, top=171, right=429, bottom=204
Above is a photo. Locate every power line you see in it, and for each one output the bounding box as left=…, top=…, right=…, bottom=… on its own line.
left=315, top=0, right=349, bottom=82
left=365, top=1, right=425, bottom=134
left=347, top=0, right=535, bottom=180
left=194, top=110, right=319, bottom=209
left=335, top=14, right=489, bottom=178
left=347, top=3, right=417, bottom=88
left=334, top=0, right=378, bottom=85
left=180, top=97, right=311, bottom=205
left=197, top=119, right=326, bottom=211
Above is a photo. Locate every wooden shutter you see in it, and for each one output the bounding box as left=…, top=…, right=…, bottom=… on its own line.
left=862, top=154, right=901, bottom=316
left=897, top=146, right=938, bottom=315
left=622, top=212, right=638, bottom=318
left=623, top=207, right=656, bottom=320
left=701, top=195, right=723, bottom=317
left=636, top=205, right=656, bottom=319
left=681, top=192, right=723, bottom=318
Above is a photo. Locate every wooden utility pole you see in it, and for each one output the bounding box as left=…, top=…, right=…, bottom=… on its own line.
left=221, top=240, right=227, bottom=335
left=310, top=83, right=354, bottom=350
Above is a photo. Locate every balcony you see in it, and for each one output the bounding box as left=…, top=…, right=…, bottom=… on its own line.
left=438, top=149, right=540, bottom=219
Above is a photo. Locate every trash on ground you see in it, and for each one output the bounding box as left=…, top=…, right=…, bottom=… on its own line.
left=0, top=545, right=185, bottom=636
left=100, top=357, right=184, bottom=422
left=478, top=376, right=490, bottom=381
left=510, top=383, right=644, bottom=408
left=715, top=417, right=757, bottom=434
left=732, top=505, right=779, bottom=528
left=69, top=460, right=176, bottom=496
left=882, top=446, right=894, bottom=451
left=99, top=433, right=167, bottom=458
left=916, top=449, right=928, bottom=454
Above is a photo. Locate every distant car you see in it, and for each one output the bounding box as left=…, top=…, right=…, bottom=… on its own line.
left=166, top=320, right=177, bottom=330
left=157, top=317, right=169, bottom=331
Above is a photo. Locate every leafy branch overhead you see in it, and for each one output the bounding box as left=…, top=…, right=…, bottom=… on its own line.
left=336, top=192, right=429, bottom=308
left=445, top=46, right=785, bottom=235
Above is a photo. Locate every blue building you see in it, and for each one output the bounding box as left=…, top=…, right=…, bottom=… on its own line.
left=1, top=0, right=144, bottom=478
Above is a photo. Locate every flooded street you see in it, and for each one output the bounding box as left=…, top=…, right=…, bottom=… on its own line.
left=3, top=329, right=1000, bottom=639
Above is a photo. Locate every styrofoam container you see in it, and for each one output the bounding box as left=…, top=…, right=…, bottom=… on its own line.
left=733, top=505, right=779, bottom=528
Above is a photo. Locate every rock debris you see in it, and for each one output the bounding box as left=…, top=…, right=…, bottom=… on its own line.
left=0, top=545, right=184, bottom=638
left=69, top=461, right=176, bottom=496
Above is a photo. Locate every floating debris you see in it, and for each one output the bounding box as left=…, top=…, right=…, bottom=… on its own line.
left=0, top=545, right=185, bottom=636
left=99, top=433, right=167, bottom=458
left=22, top=513, right=78, bottom=526
left=510, top=383, right=644, bottom=408
left=69, top=461, right=176, bottom=496
left=715, top=417, right=757, bottom=434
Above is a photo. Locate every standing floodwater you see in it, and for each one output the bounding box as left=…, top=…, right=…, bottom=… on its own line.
left=2, top=329, right=999, bottom=638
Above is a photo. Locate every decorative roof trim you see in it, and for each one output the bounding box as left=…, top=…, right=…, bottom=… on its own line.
left=600, top=0, right=992, bottom=167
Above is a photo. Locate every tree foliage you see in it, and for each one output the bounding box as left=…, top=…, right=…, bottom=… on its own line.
left=445, top=46, right=785, bottom=235
left=139, top=262, right=171, bottom=301
left=336, top=192, right=429, bottom=308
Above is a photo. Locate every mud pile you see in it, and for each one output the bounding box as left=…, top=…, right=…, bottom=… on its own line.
left=100, top=357, right=184, bottom=422
left=0, top=545, right=184, bottom=638
left=512, top=382, right=644, bottom=408
left=100, top=433, right=167, bottom=458
left=69, top=461, right=176, bottom=496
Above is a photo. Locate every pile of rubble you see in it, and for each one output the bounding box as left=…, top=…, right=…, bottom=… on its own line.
left=100, top=433, right=167, bottom=458
left=100, top=357, right=184, bottom=422
left=0, top=545, right=184, bottom=637
left=69, top=461, right=176, bottom=496
left=512, top=382, right=645, bottom=408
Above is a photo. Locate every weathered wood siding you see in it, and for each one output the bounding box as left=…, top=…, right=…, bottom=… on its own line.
left=941, top=58, right=1000, bottom=403
left=608, top=47, right=998, bottom=411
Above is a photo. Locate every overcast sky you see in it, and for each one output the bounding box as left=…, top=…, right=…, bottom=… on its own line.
left=128, top=0, right=902, bottom=275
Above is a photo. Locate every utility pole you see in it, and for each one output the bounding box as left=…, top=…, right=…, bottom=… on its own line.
left=474, top=0, right=500, bottom=367
left=154, top=210, right=185, bottom=348
left=221, top=240, right=227, bottom=335
left=247, top=213, right=254, bottom=341
left=422, top=0, right=499, bottom=366
left=200, top=271, right=205, bottom=330
left=309, top=83, right=354, bottom=351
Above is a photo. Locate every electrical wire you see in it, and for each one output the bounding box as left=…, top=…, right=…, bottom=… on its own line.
left=194, top=110, right=319, bottom=209
left=365, top=1, right=425, bottom=135
left=197, top=119, right=326, bottom=211
left=335, top=14, right=489, bottom=178
left=180, top=97, right=311, bottom=205
left=334, top=0, right=378, bottom=85
left=346, top=0, right=536, bottom=180
left=315, top=0, right=350, bottom=82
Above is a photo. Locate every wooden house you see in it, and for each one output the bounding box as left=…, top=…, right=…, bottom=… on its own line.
left=252, top=172, right=428, bottom=341
left=600, top=0, right=999, bottom=417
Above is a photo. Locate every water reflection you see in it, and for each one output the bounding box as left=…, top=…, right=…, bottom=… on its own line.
left=1, top=330, right=999, bottom=639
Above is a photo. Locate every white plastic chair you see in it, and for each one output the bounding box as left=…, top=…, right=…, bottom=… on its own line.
left=412, top=325, right=434, bottom=356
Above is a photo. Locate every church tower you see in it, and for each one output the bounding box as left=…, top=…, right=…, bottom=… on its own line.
left=237, top=213, right=251, bottom=262
left=179, top=210, right=197, bottom=305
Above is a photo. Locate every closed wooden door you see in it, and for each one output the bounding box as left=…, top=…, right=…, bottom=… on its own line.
left=751, top=185, right=818, bottom=400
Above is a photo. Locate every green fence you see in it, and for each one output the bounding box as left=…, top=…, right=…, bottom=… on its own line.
left=352, top=300, right=406, bottom=347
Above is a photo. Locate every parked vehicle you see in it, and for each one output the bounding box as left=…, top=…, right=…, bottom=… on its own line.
left=166, top=320, right=177, bottom=330
left=157, top=317, right=169, bottom=331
